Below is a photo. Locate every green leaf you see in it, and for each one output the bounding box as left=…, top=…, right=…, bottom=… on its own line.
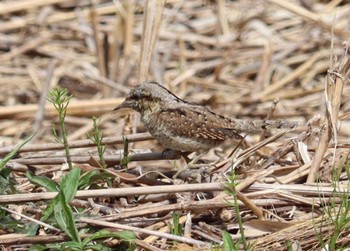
left=26, top=224, right=39, bottom=237
left=54, top=191, right=81, bottom=243
left=26, top=184, right=61, bottom=236
left=29, top=243, right=68, bottom=251
left=0, top=170, right=16, bottom=195
left=60, top=241, right=82, bottom=251
left=28, top=168, right=81, bottom=236
left=79, top=170, right=114, bottom=190
left=61, top=167, right=80, bottom=202
left=29, top=244, right=51, bottom=251
left=0, top=134, right=34, bottom=171
left=171, top=212, right=183, bottom=236
left=78, top=169, right=101, bottom=189
left=126, top=243, right=137, bottom=251
left=42, top=197, right=58, bottom=220
left=222, top=230, right=235, bottom=251
left=82, top=229, right=136, bottom=247
left=83, top=243, right=111, bottom=251
left=26, top=171, right=59, bottom=192
left=0, top=167, right=11, bottom=180
left=0, top=213, right=28, bottom=233
left=126, top=244, right=137, bottom=251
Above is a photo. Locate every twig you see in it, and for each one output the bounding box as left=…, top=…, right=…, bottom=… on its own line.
left=0, top=182, right=224, bottom=203
left=0, top=133, right=153, bottom=156
left=80, top=217, right=210, bottom=247
left=12, top=151, right=180, bottom=165
left=0, top=206, right=60, bottom=232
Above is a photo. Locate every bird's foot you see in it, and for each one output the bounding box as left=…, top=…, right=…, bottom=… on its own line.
left=185, top=152, right=209, bottom=169
left=173, top=167, right=209, bottom=182
left=178, top=151, right=222, bottom=170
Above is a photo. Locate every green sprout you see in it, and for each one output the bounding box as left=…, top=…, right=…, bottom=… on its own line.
left=47, top=86, right=73, bottom=170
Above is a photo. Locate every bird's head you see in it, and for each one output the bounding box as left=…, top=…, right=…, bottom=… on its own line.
left=114, top=81, right=182, bottom=114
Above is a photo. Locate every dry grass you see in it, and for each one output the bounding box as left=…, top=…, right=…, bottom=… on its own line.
left=1, top=0, right=350, bottom=250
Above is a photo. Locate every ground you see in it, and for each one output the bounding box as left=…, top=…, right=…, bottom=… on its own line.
left=0, top=0, right=350, bottom=250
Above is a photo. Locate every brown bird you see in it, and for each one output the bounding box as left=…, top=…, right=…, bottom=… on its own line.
left=114, top=81, right=299, bottom=152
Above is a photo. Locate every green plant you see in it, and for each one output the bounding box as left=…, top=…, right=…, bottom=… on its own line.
left=29, top=229, right=136, bottom=251
left=29, top=87, right=81, bottom=242
left=223, top=172, right=252, bottom=251
left=315, top=160, right=350, bottom=251
left=120, top=137, right=131, bottom=168
left=0, top=206, right=31, bottom=233
left=87, top=117, right=106, bottom=169
left=27, top=88, right=136, bottom=250
left=285, top=239, right=293, bottom=251
left=0, top=134, right=34, bottom=171
left=47, top=86, right=73, bottom=170
left=0, top=134, right=34, bottom=195
left=222, top=230, right=235, bottom=251
left=26, top=167, right=80, bottom=235
left=170, top=211, right=183, bottom=236
left=27, top=86, right=76, bottom=235
left=86, top=116, right=122, bottom=188
left=169, top=211, right=183, bottom=248
left=78, top=168, right=114, bottom=190
left=27, top=164, right=136, bottom=250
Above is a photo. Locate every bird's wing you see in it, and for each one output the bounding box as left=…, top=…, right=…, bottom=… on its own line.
left=153, top=106, right=243, bottom=140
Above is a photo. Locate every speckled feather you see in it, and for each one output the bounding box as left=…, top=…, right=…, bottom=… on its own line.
left=149, top=106, right=243, bottom=141
left=115, top=81, right=300, bottom=152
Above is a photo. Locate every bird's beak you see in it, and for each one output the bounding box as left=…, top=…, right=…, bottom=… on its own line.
left=113, top=99, right=133, bottom=111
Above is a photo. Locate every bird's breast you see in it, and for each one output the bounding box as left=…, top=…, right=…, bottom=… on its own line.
left=141, top=113, right=220, bottom=152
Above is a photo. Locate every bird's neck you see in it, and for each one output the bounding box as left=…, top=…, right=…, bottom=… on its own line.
left=140, top=100, right=162, bottom=116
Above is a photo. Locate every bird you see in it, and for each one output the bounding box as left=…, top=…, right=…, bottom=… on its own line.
left=114, top=81, right=300, bottom=153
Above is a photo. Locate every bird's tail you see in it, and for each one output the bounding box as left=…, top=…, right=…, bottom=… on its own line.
left=232, top=119, right=302, bottom=132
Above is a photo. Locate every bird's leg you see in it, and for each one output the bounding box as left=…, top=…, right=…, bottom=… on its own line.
left=161, top=149, right=195, bottom=180
left=180, top=151, right=193, bottom=163
left=185, top=152, right=206, bottom=168
left=171, top=151, right=191, bottom=179
left=161, top=149, right=195, bottom=179
left=173, top=152, right=210, bottom=179
left=184, top=152, right=221, bottom=170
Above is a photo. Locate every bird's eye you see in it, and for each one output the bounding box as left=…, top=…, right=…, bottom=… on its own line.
left=128, top=89, right=150, bottom=101
left=129, top=91, right=142, bottom=100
